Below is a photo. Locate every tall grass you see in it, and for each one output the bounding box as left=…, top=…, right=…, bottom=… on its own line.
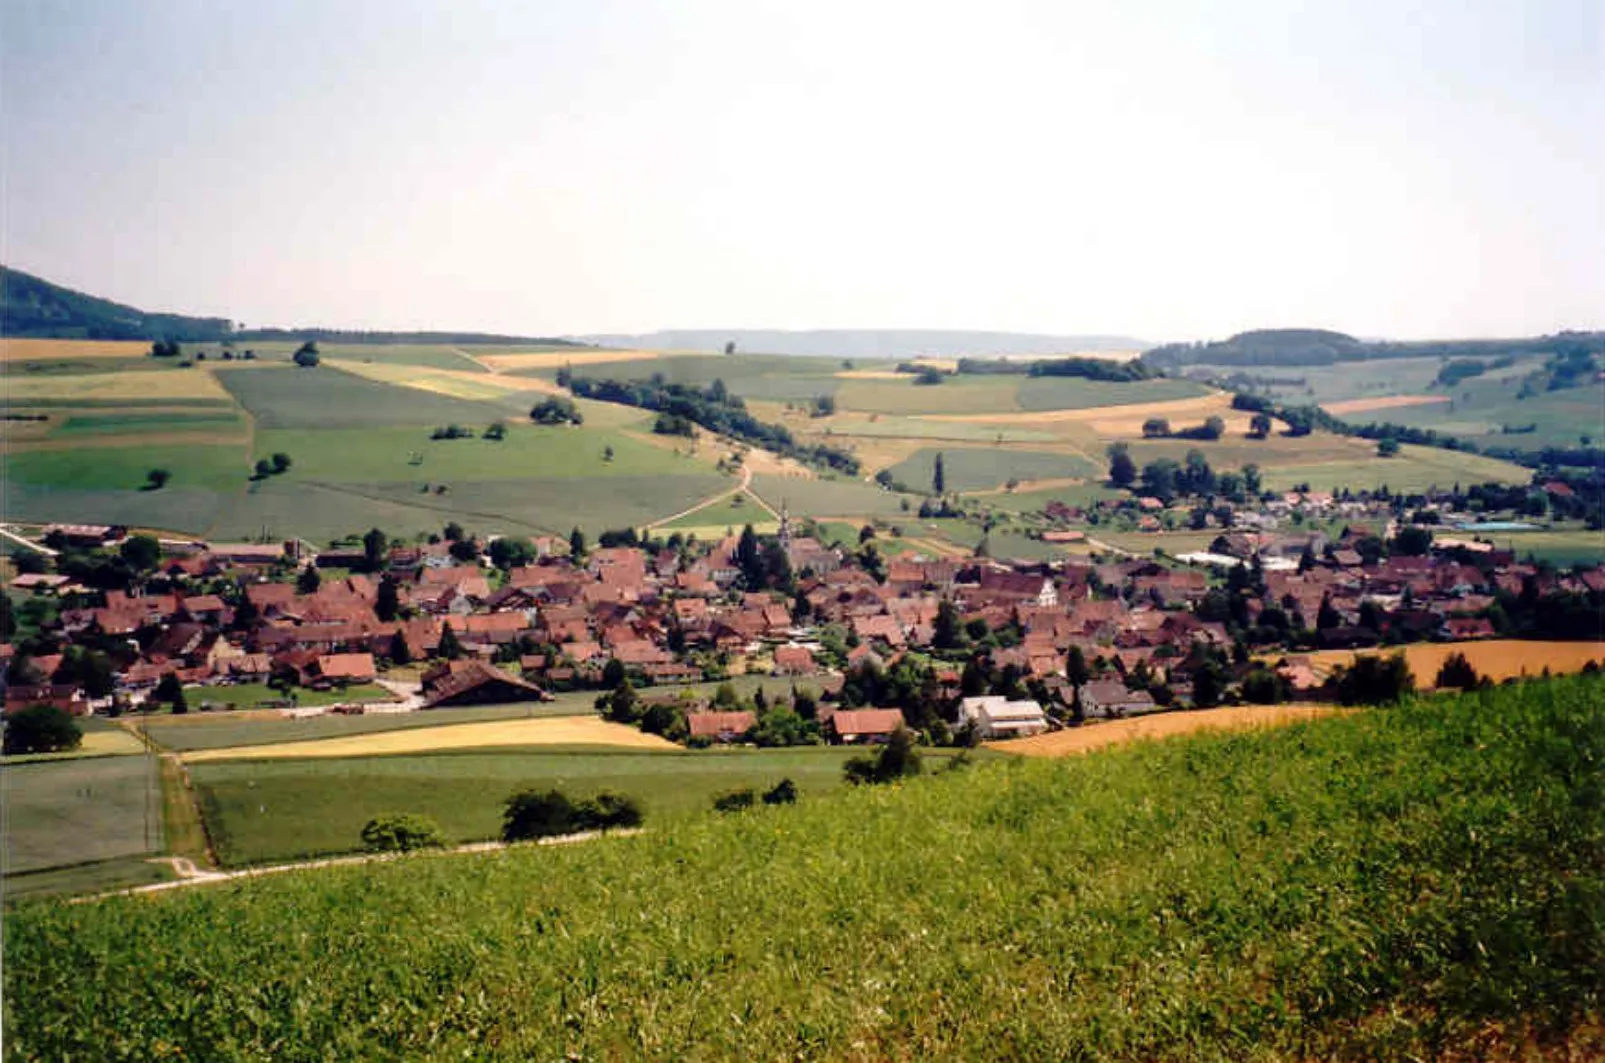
left=5, top=676, right=1602, bottom=1060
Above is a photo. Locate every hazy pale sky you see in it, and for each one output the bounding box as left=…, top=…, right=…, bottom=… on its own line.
left=3, top=0, right=1601, bottom=340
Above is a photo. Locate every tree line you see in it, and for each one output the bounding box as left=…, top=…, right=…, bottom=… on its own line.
left=567, top=376, right=861, bottom=474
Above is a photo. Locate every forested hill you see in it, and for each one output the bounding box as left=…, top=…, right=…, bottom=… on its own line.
left=0, top=266, right=585, bottom=347
left=2, top=265, right=233, bottom=341
left=1144, top=327, right=1605, bottom=369
left=577, top=329, right=1150, bottom=359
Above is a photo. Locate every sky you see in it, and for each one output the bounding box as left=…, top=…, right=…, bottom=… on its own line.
left=3, top=0, right=1601, bottom=342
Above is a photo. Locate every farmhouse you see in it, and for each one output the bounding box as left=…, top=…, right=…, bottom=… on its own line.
left=687, top=711, right=756, bottom=743
left=959, top=695, right=1049, bottom=740
left=1079, top=680, right=1158, bottom=719
left=421, top=660, right=548, bottom=707
left=311, top=652, right=377, bottom=687
left=826, top=708, right=904, bottom=744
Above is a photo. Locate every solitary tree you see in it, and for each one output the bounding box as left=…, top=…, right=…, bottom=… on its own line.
left=293, top=341, right=320, bottom=367
left=270, top=453, right=292, bottom=474
left=1107, top=442, right=1137, bottom=488
left=569, top=526, right=586, bottom=560
left=153, top=672, right=187, bottom=714
left=932, top=452, right=946, bottom=495
left=1377, top=438, right=1401, bottom=458
left=145, top=468, right=171, bottom=490
left=1249, top=412, right=1273, bottom=439
left=1142, top=418, right=1171, bottom=438
left=724, top=340, right=737, bottom=355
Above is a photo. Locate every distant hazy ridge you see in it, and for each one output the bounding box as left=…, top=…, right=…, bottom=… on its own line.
left=576, top=329, right=1150, bottom=359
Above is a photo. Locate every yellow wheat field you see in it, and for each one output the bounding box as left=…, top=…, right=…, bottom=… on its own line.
left=474, top=349, right=669, bottom=373
left=1304, top=640, right=1605, bottom=689
left=2, top=369, right=232, bottom=402
left=182, top=715, right=680, bottom=762
left=996, top=704, right=1344, bottom=757
left=0, top=339, right=152, bottom=361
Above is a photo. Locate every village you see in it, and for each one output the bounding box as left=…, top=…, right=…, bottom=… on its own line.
left=5, top=479, right=1602, bottom=750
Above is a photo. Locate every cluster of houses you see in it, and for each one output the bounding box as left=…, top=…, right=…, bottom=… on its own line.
left=3, top=514, right=1601, bottom=741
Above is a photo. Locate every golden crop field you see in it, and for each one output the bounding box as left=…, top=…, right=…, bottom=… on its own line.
left=474, top=348, right=668, bottom=372
left=182, top=715, right=681, bottom=762
left=995, top=704, right=1342, bottom=757
left=1305, top=639, right=1605, bottom=688
left=3, top=369, right=233, bottom=402
left=0, top=338, right=151, bottom=361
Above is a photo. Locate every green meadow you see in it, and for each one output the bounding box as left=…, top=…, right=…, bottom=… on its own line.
left=886, top=446, right=1102, bottom=493
left=6, top=677, right=1600, bottom=1059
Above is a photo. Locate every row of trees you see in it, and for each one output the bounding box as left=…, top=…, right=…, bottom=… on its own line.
left=1106, top=442, right=1261, bottom=503
left=567, top=376, right=860, bottom=474
left=953, top=356, right=1154, bottom=382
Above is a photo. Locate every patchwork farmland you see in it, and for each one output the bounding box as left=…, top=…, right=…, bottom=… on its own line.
left=0, top=339, right=1547, bottom=557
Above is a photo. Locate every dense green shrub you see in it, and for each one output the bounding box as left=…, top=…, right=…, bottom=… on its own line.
left=501, top=788, right=643, bottom=841
left=2, top=704, right=82, bottom=755
left=360, top=814, right=446, bottom=853
left=843, top=726, right=922, bottom=785
left=1333, top=652, right=1415, bottom=705
left=711, top=788, right=756, bottom=813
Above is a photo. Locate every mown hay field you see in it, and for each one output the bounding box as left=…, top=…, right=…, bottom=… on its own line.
left=7, top=677, right=1601, bottom=1059
left=996, top=704, right=1343, bottom=757
left=189, top=746, right=914, bottom=865
left=1306, top=639, right=1605, bottom=688
left=183, top=716, right=680, bottom=762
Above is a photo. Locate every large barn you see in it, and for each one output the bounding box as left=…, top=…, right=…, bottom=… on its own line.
left=421, top=660, right=550, bottom=708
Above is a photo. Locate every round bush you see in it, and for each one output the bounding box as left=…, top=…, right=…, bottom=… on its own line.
left=360, top=813, right=446, bottom=853
left=2, top=705, right=83, bottom=756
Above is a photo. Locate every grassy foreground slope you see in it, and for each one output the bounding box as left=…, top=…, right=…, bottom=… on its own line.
left=7, top=677, right=1603, bottom=1060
